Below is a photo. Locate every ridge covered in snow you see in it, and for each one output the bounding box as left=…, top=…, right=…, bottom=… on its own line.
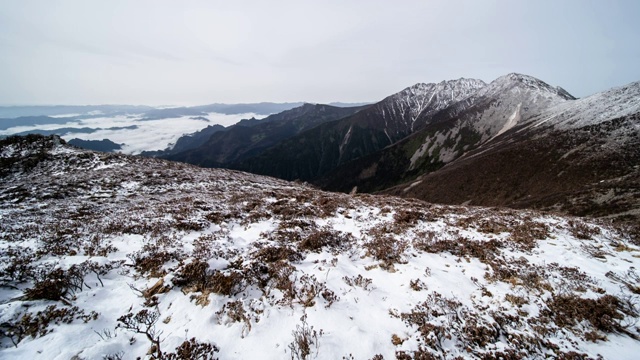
left=396, top=73, right=576, bottom=171
left=1, top=135, right=640, bottom=359
left=373, top=78, right=487, bottom=133
left=483, top=73, right=576, bottom=101
left=525, top=80, right=640, bottom=130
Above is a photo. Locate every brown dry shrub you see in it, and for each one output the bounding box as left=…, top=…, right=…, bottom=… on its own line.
left=549, top=263, right=595, bottom=291
left=130, top=250, right=175, bottom=277
left=82, top=235, right=118, bottom=257
left=395, top=348, right=439, bottom=360
left=192, top=234, right=217, bottom=260
left=342, top=275, right=373, bottom=291
left=462, top=316, right=499, bottom=347
left=205, top=211, right=234, bottom=224
left=605, top=269, right=640, bottom=294
left=295, top=274, right=326, bottom=308
left=279, top=219, right=314, bottom=231
left=271, top=228, right=303, bottom=244
left=475, top=218, right=512, bottom=234
left=143, top=278, right=171, bottom=299
left=393, top=209, right=424, bottom=227
left=484, top=257, right=551, bottom=293
left=417, top=237, right=501, bottom=263
left=216, top=299, right=248, bottom=324
left=312, top=195, right=342, bottom=217
left=391, top=334, right=404, bottom=346
left=165, top=338, right=219, bottom=360
left=568, top=220, right=601, bottom=240
left=546, top=294, right=624, bottom=333
left=553, top=351, right=591, bottom=360
left=174, top=259, right=246, bottom=297
left=174, top=260, right=210, bottom=292
left=215, top=299, right=252, bottom=337
left=0, top=246, right=36, bottom=284
left=174, top=219, right=207, bottom=232
left=254, top=245, right=303, bottom=263
left=364, top=231, right=408, bottom=266
left=505, top=294, right=528, bottom=307
left=24, top=268, right=71, bottom=301
left=129, top=236, right=181, bottom=277
left=409, top=279, right=428, bottom=291
left=288, top=314, right=323, bottom=360
left=210, top=270, right=246, bottom=296
left=479, top=349, right=524, bottom=360
left=299, top=227, right=353, bottom=253
left=269, top=199, right=317, bottom=219
left=509, top=221, right=550, bottom=251
left=266, top=261, right=296, bottom=298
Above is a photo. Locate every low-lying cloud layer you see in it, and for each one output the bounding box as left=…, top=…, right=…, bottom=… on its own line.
left=1, top=112, right=263, bottom=154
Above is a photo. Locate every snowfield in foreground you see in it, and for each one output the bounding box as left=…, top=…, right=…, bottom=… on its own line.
left=1, top=135, right=640, bottom=359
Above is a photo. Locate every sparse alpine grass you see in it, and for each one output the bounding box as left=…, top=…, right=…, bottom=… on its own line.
left=1, top=135, right=640, bottom=359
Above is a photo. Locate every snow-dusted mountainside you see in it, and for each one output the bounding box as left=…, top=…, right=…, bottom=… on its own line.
left=371, top=78, right=487, bottom=136
left=230, top=79, right=486, bottom=182
left=378, top=80, right=640, bottom=225
left=409, top=73, right=575, bottom=164
left=2, top=135, right=640, bottom=359
left=319, top=73, right=575, bottom=193
left=523, top=80, right=640, bottom=131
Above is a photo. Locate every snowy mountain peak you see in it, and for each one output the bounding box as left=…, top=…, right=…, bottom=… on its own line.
left=487, top=73, right=576, bottom=100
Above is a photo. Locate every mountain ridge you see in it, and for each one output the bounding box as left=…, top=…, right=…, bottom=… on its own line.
left=379, top=79, right=640, bottom=225
left=163, top=103, right=368, bottom=166
left=318, top=73, right=576, bottom=193
left=229, top=78, right=487, bottom=181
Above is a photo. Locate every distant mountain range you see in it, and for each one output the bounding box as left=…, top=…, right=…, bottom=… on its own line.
left=0, top=103, right=308, bottom=131
left=4, top=75, right=637, bottom=225
left=158, top=73, right=639, bottom=225
left=160, top=103, right=368, bottom=165
left=0, top=102, right=370, bottom=123
left=0, top=103, right=303, bottom=120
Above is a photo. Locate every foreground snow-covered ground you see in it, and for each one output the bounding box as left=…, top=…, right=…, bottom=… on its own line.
left=1, top=135, right=640, bottom=359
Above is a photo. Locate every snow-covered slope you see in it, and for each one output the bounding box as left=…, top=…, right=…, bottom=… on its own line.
left=335, top=78, right=487, bottom=159
left=319, top=73, right=577, bottom=193
left=372, top=78, right=487, bottom=134
left=398, top=73, right=575, bottom=168
left=2, top=135, right=640, bottom=359
left=413, top=73, right=575, bottom=157
left=372, top=77, right=640, bottom=226
left=524, top=80, right=640, bottom=130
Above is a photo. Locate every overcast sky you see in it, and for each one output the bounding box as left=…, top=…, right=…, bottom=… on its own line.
left=1, top=0, right=639, bottom=106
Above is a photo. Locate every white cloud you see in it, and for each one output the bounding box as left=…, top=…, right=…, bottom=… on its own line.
left=0, top=0, right=639, bottom=105
left=1, top=112, right=265, bottom=154
left=67, top=113, right=264, bottom=154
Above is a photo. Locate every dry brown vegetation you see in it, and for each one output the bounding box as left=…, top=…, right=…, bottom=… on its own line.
left=2, top=136, right=640, bottom=358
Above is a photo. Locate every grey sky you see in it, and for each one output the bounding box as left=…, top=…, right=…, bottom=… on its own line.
left=1, top=0, right=639, bottom=106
